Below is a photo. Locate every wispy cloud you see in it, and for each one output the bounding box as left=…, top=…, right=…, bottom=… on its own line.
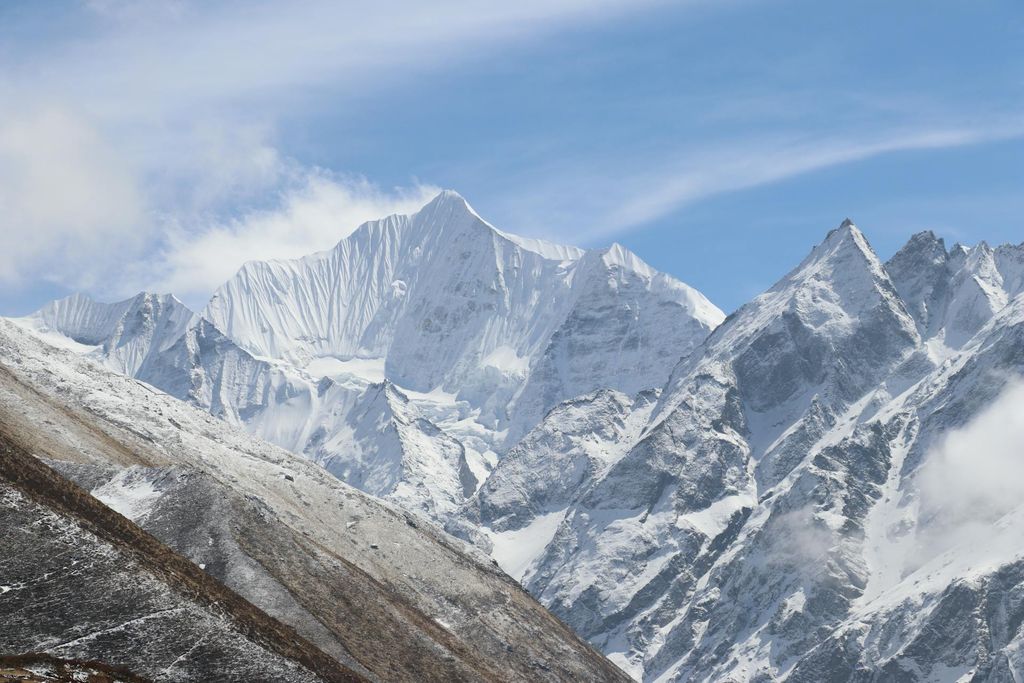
left=500, top=120, right=1024, bottom=244
left=0, top=0, right=665, bottom=299
left=148, top=173, right=439, bottom=307
left=19, top=1, right=667, bottom=120
left=613, top=125, right=1024, bottom=232
left=861, top=378, right=1024, bottom=600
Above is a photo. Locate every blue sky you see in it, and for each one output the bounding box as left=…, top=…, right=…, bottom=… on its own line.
left=0, top=0, right=1021, bottom=315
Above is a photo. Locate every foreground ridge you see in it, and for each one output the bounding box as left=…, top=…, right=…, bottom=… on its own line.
left=0, top=318, right=630, bottom=682
left=0, top=434, right=365, bottom=683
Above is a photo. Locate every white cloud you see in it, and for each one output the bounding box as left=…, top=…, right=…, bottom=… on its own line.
left=852, top=378, right=1024, bottom=603
left=149, top=174, right=439, bottom=305
left=0, top=0, right=664, bottom=304
left=864, top=378, right=1024, bottom=600
left=765, top=506, right=836, bottom=572
left=912, top=378, right=1024, bottom=565
left=143, top=121, right=286, bottom=213
left=0, top=108, right=148, bottom=289
left=43, top=1, right=666, bottom=121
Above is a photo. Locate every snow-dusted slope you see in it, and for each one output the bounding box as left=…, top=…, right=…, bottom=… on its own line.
left=0, top=451, right=360, bottom=683
left=465, top=222, right=1024, bottom=681
left=0, top=318, right=630, bottom=682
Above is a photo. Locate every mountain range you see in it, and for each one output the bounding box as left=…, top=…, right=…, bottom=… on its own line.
left=7, top=191, right=1024, bottom=681
left=19, top=191, right=722, bottom=524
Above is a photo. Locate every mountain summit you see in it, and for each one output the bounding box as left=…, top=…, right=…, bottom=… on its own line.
left=467, top=222, right=1024, bottom=680
left=20, top=191, right=722, bottom=521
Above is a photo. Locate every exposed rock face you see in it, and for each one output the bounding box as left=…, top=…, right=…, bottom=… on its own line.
left=0, top=319, right=629, bottom=682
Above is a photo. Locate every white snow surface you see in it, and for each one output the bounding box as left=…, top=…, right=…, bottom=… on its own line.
left=486, top=509, right=567, bottom=582
left=202, top=190, right=722, bottom=445
left=17, top=292, right=196, bottom=376
left=91, top=468, right=164, bottom=523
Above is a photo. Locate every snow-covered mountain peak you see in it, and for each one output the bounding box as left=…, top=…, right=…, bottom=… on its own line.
left=574, top=242, right=723, bottom=325
left=406, top=188, right=575, bottom=261
left=949, top=241, right=971, bottom=258
left=652, top=219, right=918, bottom=435
left=423, top=189, right=586, bottom=261
left=783, top=220, right=912, bottom=328
left=351, top=379, right=410, bottom=426
left=600, top=242, right=643, bottom=269
left=705, top=220, right=914, bottom=353
left=898, top=229, right=945, bottom=254
left=27, top=291, right=195, bottom=340
left=886, top=231, right=951, bottom=334
left=408, top=187, right=485, bottom=234
left=715, top=220, right=894, bottom=335
left=204, top=189, right=590, bottom=366
left=886, top=232, right=1024, bottom=348
left=202, top=190, right=721, bottom=444
left=20, top=291, right=198, bottom=375
left=804, top=217, right=875, bottom=270
left=429, top=187, right=472, bottom=208
left=590, top=242, right=659, bottom=280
